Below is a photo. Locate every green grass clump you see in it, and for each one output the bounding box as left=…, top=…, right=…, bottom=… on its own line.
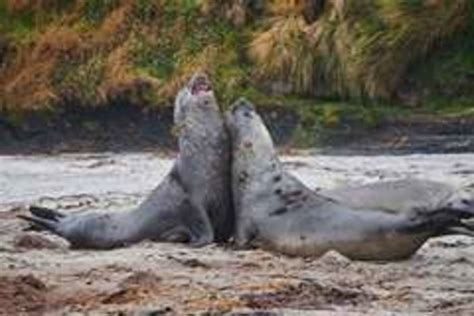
left=0, top=1, right=68, bottom=44
left=53, top=54, right=106, bottom=106
left=81, top=0, right=121, bottom=23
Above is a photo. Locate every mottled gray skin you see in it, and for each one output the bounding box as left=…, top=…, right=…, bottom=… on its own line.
left=20, top=73, right=234, bottom=249
left=226, top=98, right=474, bottom=260
left=321, top=179, right=474, bottom=236
left=321, top=179, right=468, bottom=213
left=173, top=73, right=234, bottom=243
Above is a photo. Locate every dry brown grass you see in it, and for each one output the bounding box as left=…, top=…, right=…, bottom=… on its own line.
left=98, top=41, right=159, bottom=105
left=0, top=26, right=83, bottom=111
left=348, top=0, right=470, bottom=98
left=267, top=0, right=326, bottom=23
left=249, top=0, right=471, bottom=99
left=198, top=0, right=251, bottom=26
left=0, top=0, right=143, bottom=111
left=268, top=0, right=307, bottom=15
left=4, top=0, right=66, bottom=13
left=157, top=44, right=220, bottom=101
left=1, top=0, right=472, bottom=113
left=93, top=1, right=132, bottom=47
left=249, top=15, right=315, bottom=94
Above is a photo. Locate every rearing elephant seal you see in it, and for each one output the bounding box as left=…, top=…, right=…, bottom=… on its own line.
left=226, top=98, right=474, bottom=260
left=19, top=73, right=234, bottom=249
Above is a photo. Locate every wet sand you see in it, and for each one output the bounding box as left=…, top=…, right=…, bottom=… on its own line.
left=1, top=153, right=473, bottom=315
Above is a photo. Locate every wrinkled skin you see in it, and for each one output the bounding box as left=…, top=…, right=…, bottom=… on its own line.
left=226, top=98, right=474, bottom=260
left=20, top=73, right=234, bottom=249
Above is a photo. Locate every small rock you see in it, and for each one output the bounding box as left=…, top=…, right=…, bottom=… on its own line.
left=166, top=255, right=211, bottom=269
left=143, top=306, right=174, bottom=315
left=120, top=271, right=162, bottom=287
left=316, top=250, right=352, bottom=268
left=14, top=234, right=59, bottom=250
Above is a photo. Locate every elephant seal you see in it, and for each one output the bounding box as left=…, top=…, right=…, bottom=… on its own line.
left=226, top=98, right=474, bottom=260
left=19, top=73, right=234, bottom=249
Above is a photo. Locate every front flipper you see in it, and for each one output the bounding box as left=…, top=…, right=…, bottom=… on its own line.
left=234, top=217, right=258, bottom=249
left=158, top=225, right=192, bottom=243
left=185, top=203, right=214, bottom=247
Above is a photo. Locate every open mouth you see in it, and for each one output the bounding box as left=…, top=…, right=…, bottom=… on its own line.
left=191, top=76, right=212, bottom=95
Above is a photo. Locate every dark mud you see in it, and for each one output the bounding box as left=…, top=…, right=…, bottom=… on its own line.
left=0, top=104, right=175, bottom=155
left=317, top=116, right=474, bottom=155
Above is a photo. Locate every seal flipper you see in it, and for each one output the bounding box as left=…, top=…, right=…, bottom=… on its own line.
left=235, top=217, right=258, bottom=249
left=445, top=225, right=474, bottom=237
left=185, top=203, right=214, bottom=247
left=18, top=206, right=65, bottom=233
left=442, top=204, right=474, bottom=237
left=401, top=204, right=474, bottom=237
left=30, top=206, right=65, bottom=221
left=17, top=214, right=59, bottom=233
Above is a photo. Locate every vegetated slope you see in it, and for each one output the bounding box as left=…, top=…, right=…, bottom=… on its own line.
left=0, top=0, right=473, bottom=116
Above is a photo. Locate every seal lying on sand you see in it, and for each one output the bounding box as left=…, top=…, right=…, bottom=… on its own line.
left=226, top=98, right=474, bottom=260
left=321, top=180, right=474, bottom=236
left=19, top=73, right=234, bottom=249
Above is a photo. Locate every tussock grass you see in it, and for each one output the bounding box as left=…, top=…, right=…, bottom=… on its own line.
left=0, top=0, right=473, bottom=114
left=249, top=15, right=315, bottom=94
left=350, top=0, right=470, bottom=99
left=248, top=0, right=472, bottom=101
left=267, top=0, right=326, bottom=23
left=4, top=0, right=71, bottom=13
left=198, top=0, right=263, bottom=26
left=0, top=26, right=83, bottom=111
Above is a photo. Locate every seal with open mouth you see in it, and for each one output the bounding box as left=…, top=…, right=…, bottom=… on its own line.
left=20, top=73, right=234, bottom=249
left=226, top=98, right=474, bottom=260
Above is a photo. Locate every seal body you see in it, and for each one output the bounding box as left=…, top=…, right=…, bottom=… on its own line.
left=226, top=98, right=474, bottom=260
left=320, top=179, right=474, bottom=236
left=174, top=76, right=234, bottom=242
left=320, top=179, right=455, bottom=213
left=21, top=73, right=234, bottom=249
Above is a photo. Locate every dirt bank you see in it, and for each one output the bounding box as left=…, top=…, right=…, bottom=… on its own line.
left=1, top=153, right=474, bottom=314
left=1, top=105, right=473, bottom=155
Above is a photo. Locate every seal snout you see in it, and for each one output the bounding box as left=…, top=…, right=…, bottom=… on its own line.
left=189, top=72, right=212, bottom=95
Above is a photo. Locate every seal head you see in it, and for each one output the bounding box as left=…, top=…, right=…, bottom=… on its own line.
left=175, top=72, right=217, bottom=126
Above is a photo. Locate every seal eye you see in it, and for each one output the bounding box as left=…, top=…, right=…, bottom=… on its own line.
left=243, top=111, right=252, bottom=118
left=243, top=141, right=253, bottom=148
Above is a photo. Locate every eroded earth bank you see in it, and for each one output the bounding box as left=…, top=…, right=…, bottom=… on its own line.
left=1, top=153, right=474, bottom=315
